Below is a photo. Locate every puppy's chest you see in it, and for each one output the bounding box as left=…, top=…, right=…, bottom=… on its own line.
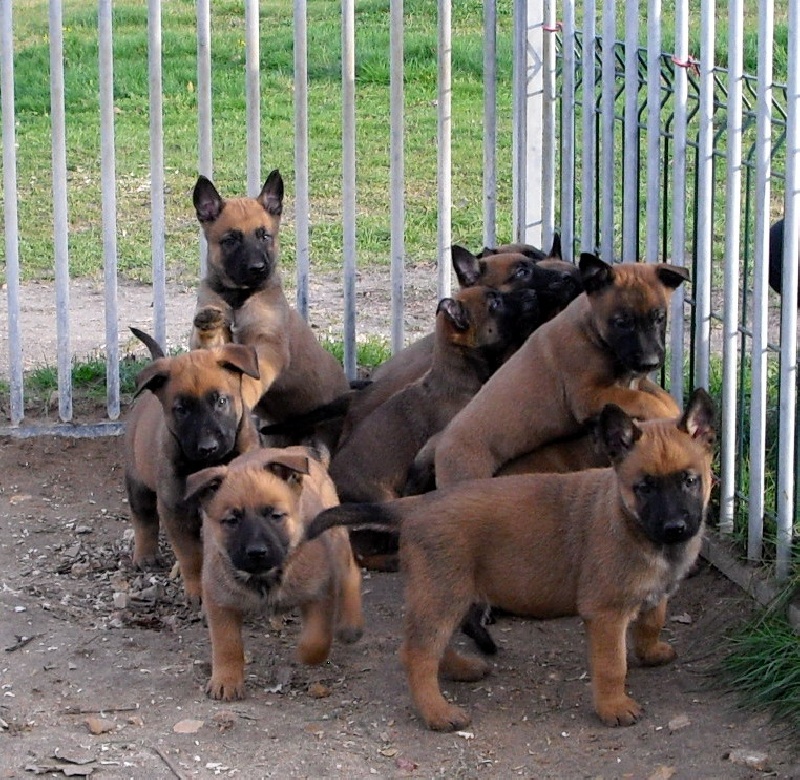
left=635, top=549, right=694, bottom=610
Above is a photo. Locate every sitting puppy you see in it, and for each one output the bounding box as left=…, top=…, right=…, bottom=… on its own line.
left=305, top=388, right=716, bottom=732
left=189, top=171, right=350, bottom=448
left=184, top=446, right=364, bottom=701
left=123, top=344, right=262, bottom=602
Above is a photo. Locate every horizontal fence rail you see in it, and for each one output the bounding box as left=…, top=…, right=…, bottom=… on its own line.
left=0, top=1, right=797, bottom=585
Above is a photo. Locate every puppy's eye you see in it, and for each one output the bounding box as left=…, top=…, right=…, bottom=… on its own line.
left=221, top=511, right=241, bottom=528
left=634, top=477, right=654, bottom=496
left=487, top=293, right=502, bottom=313
left=173, top=400, right=189, bottom=417
left=216, top=395, right=228, bottom=409
left=220, top=233, right=241, bottom=249
left=651, top=309, right=666, bottom=325
left=683, top=472, right=699, bottom=489
left=512, top=264, right=532, bottom=281
left=255, top=227, right=273, bottom=243
left=612, top=314, right=634, bottom=331
left=261, top=507, right=286, bottom=523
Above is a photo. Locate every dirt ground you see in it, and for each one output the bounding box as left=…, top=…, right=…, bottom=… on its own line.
left=0, top=271, right=798, bottom=778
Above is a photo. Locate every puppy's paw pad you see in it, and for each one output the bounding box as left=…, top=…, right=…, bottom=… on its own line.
left=206, top=679, right=245, bottom=701
left=424, top=705, right=472, bottom=732
left=337, top=624, right=364, bottom=645
left=193, top=307, right=228, bottom=331
left=638, top=641, right=677, bottom=667
left=596, top=696, right=643, bottom=727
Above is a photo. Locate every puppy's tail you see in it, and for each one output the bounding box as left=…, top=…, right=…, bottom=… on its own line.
left=130, top=326, right=165, bottom=360
left=305, top=502, right=398, bottom=542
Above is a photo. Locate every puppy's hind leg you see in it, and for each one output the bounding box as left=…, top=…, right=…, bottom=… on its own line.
left=335, top=552, right=365, bottom=645
left=298, top=597, right=335, bottom=665
left=400, top=584, right=475, bottom=731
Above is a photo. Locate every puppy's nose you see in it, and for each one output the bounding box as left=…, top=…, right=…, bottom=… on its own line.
left=196, top=439, right=220, bottom=459
left=663, top=519, right=687, bottom=541
left=245, top=543, right=269, bottom=561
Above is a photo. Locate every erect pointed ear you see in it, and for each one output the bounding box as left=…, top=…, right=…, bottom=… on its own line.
left=133, top=358, right=172, bottom=399
left=679, top=387, right=717, bottom=449
left=579, top=253, right=615, bottom=294
left=265, top=454, right=310, bottom=489
left=597, top=403, right=642, bottom=462
left=217, top=344, right=261, bottom=380
left=476, top=245, right=497, bottom=259
left=258, top=169, right=284, bottom=216
left=436, top=297, right=471, bottom=331
left=184, top=466, right=228, bottom=505
left=548, top=232, right=563, bottom=260
left=656, top=263, right=690, bottom=290
left=193, top=175, right=225, bottom=223
left=451, top=245, right=483, bottom=288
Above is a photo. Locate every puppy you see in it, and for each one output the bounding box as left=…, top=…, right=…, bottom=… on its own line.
left=434, top=254, right=688, bottom=487
left=123, top=344, right=262, bottom=601
left=189, top=172, right=350, bottom=445
left=768, top=217, right=800, bottom=303
left=184, top=446, right=364, bottom=701
left=305, top=388, right=716, bottom=731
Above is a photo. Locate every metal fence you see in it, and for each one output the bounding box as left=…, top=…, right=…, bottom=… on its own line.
left=0, top=1, right=798, bottom=586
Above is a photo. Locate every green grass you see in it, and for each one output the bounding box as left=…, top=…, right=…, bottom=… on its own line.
left=720, top=593, right=800, bottom=740
left=2, top=0, right=517, bottom=286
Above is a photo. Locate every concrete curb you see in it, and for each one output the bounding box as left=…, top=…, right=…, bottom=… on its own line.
left=702, top=533, right=800, bottom=633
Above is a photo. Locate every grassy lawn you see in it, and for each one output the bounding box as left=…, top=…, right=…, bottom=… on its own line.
left=3, top=0, right=517, bottom=285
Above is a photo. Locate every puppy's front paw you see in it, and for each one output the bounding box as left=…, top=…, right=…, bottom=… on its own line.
left=595, top=694, right=643, bottom=727
left=440, top=650, right=490, bottom=682
left=637, top=640, right=677, bottom=667
left=193, top=306, right=228, bottom=331
left=206, top=675, right=245, bottom=701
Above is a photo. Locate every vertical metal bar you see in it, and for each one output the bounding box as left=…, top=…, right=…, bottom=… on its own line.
left=644, top=3, right=661, bottom=264
left=342, top=0, right=357, bottom=379
left=776, top=0, right=800, bottom=582
left=669, top=0, right=690, bottom=406
left=390, top=0, right=405, bottom=353
left=621, top=0, right=639, bottom=262
left=720, top=0, right=744, bottom=535
left=148, top=0, right=166, bottom=349
left=541, top=0, right=557, bottom=251
left=483, top=0, right=497, bottom=249
left=512, top=0, right=524, bottom=242
left=580, top=0, right=596, bottom=254
left=245, top=0, right=260, bottom=196
left=437, top=0, right=452, bottom=299
left=522, top=0, right=544, bottom=248
left=1, top=1, right=23, bottom=426
left=747, top=0, right=774, bottom=563
left=560, top=0, right=575, bottom=259
left=49, top=0, right=72, bottom=422
left=196, top=0, right=212, bottom=277
left=294, top=0, right=310, bottom=319
left=98, top=0, right=119, bottom=420
left=694, top=0, right=715, bottom=390
left=599, top=0, right=615, bottom=262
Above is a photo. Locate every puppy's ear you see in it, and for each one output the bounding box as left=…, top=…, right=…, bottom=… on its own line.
left=193, top=175, right=224, bottom=223
left=476, top=246, right=497, bottom=259
left=218, top=344, right=261, bottom=380
left=258, top=169, right=284, bottom=216
left=265, top=454, right=310, bottom=489
left=579, top=253, right=615, bottom=294
left=656, top=263, right=690, bottom=290
left=451, top=245, right=483, bottom=288
left=548, top=232, right=562, bottom=260
left=133, top=358, right=171, bottom=399
left=184, top=466, right=228, bottom=505
left=680, top=388, right=717, bottom=450
left=597, top=403, right=642, bottom=462
left=437, top=297, right=471, bottom=331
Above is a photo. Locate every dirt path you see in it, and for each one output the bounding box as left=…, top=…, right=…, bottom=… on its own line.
left=0, top=435, right=798, bottom=779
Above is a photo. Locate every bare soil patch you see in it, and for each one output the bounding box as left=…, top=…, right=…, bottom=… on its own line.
left=0, top=434, right=798, bottom=779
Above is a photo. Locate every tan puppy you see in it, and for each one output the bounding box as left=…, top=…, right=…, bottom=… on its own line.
left=189, top=172, right=349, bottom=441
left=184, top=446, right=364, bottom=701
left=305, top=389, right=716, bottom=731
left=123, top=344, right=262, bottom=601
left=435, top=254, right=688, bottom=486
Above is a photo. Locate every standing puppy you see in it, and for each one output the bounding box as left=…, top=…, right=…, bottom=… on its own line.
left=305, top=389, right=716, bottom=731
left=185, top=447, right=363, bottom=701
left=435, top=254, right=687, bottom=486
left=123, top=344, right=262, bottom=601
left=189, top=172, right=350, bottom=442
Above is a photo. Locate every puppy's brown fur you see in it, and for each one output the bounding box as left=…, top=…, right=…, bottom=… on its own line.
left=306, top=389, right=716, bottom=731
left=435, top=254, right=688, bottom=486
left=189, top=172, right=349, bottom=439
left=185, top=447, right=363, bottom=701
left=123, top=344, right=262, bottom=601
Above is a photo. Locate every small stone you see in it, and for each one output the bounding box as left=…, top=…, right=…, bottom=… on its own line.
left=668, top=714, right=690, bottom=732
left=726, top=748, right=770, bottom=771
left=85, top=717, right=115, bottom=735
left=112, top=592, right=130, bottom=609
